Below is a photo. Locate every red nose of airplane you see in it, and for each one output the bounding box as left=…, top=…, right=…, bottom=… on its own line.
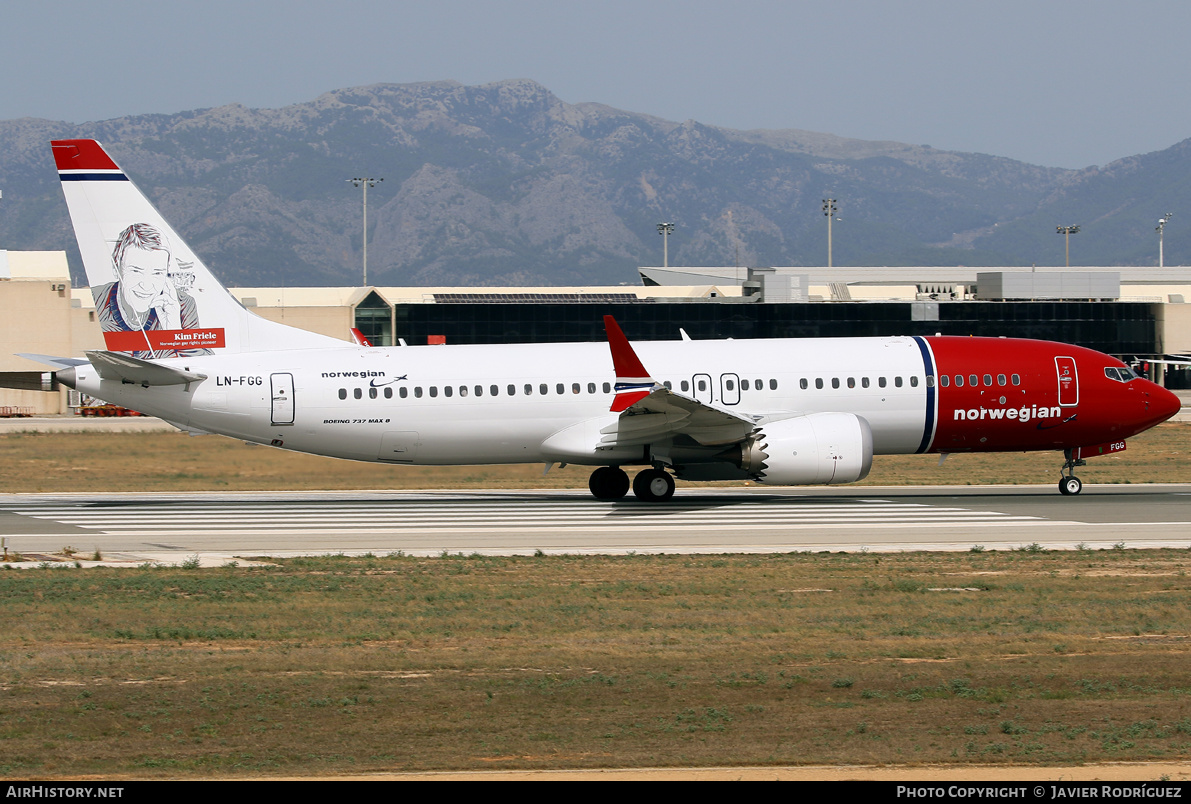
left=1151, top=383, right=1183, bottom=424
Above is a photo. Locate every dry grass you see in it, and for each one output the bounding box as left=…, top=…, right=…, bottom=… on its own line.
left=1, top=422, right=1189, bottom=493
left=1, top=550, right=1190, bottom=778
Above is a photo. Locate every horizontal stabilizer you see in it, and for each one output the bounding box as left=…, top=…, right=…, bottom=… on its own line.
left=85, top=350, right=207, bottom=388
left=15, top=354, right=90, bottom=370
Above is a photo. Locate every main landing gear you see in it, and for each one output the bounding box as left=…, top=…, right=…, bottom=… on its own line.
left=588, top=466, right=630, bottom=500
left=1058, top=448, right=1085, bottom=496
left=587, top=466, right=675, bottom=502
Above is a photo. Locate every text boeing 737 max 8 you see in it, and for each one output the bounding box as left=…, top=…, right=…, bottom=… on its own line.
left=37, top=139, right=1181, bottom=500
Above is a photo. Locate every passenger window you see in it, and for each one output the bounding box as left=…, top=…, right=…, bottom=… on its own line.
left=540, top=384, right=548, bottom=395
left=556, top=383, right=565, bottom=395
left=910, top=376, right=919, bottom=387
left=815, top=378, right=824, bottom=389
left=338, top=388, right=347, bottom=400
left=847, top=377, right=855, bottom=388
left=429, top=387, right=438, bottom=398
left=414, top=387, right=423, bottom=398
left=939, top=375, right=949, bottom=387
left=603, top=382, right=612, bottom=393
left=832, top=378, right=840, bottom=389
left=383, top=387, right=392, bottom=399
left=769, top=379, right=777, bottom=390
left=925, top=376, right=934, bottom=388
left=488, top=385, right=496, bottom=396
left=663, top=380, right=672, bottom=390
left=755, top=380, right=763, bottom=390
left=997, top=374, right=1006, bottom=386
left=1011, top=374, right=1021, bottom=385
left=955, top=375, right=964, bottom=387
left=572, top=383, right=580, bottom=394
left=399, top=387, right=408, bottom=398
left=697, top=379, right=707, bottom=392
left=680, top=380, right=690, bottom=392
left=353, top=388, right=362, bottom=399
left=862, top=377, right=870, bottom=388
left=508, top=384, right=516, bottom=396
left=878, top=377, right=887, bottom=388
left=800, top=378, right=808, bottom=390
left=726, top=379, right=735, bottom=391
left=982, top=374, right=992, bottom=387
left=895, top=377, right=903, bottom=387
left=968, top=374, right=978, bottom=387
left=587, top=383, right=596, bottom=393
left=524, top=384, right=533, bottom=395
left=445, top=386, right=453, bottom=398
left=368, top=387, right=377, bottom=399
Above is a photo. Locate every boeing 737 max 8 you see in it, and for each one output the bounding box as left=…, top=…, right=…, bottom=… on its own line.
left=33, top=139, right=1181, bottom=500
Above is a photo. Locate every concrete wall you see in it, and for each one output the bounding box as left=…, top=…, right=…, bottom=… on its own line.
left=248, top=306, right=354, bottom=342
left=0, top=280, right=75, bottom=373
left=1158, top=303, right=1191, bottom=354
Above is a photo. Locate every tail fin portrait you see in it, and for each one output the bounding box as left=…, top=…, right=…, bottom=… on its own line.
left=52, top=139, right=340, bottom=357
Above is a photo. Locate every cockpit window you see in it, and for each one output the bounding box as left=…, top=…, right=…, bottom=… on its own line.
left=1104, top=366, right=1137, bottom=383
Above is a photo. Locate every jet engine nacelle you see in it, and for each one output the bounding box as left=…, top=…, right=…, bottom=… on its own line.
left=741, top=412, right=873, bottom=486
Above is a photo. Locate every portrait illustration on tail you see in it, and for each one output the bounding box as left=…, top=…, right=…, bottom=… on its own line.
left=92, top=223, right=209, bottom=359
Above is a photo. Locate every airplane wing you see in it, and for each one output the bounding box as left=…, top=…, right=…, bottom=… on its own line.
left=600, top=316, right=757, bottom=449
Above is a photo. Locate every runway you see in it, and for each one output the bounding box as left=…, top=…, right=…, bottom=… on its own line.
left=3, top=484, right=1191, bottom=565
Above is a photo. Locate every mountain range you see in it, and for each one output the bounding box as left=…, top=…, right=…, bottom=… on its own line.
left=1, top=79, right=1187, bottom=288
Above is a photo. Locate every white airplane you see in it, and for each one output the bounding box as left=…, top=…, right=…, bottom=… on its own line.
left=36, top=139, right=1181, bottom=500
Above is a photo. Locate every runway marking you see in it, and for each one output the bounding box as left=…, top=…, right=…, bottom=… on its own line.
left=0, top=495, right=1051, bottom=535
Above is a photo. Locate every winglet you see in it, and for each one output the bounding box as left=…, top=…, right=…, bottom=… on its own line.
left=604, top=315, right=656, bottom=412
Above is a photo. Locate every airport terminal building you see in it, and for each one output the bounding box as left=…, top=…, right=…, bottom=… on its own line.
left=4, top=251, right=1191, bottom=413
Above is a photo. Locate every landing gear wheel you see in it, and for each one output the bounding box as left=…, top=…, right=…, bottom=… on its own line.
left=589, top=466, right=630, bottom=500
left=632, top=468, right=675, bottom=502
left=1058, top=449, right=1086, bottom=496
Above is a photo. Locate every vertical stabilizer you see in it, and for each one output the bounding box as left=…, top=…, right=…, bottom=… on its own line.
left=52, top=139, right=342, bottom=357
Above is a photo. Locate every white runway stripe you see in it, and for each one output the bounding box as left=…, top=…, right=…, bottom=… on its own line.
left=2, top=496, right=1043, bottom=534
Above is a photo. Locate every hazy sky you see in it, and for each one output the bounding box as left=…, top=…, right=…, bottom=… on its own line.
left=8, top=0, right=1190, bottom=169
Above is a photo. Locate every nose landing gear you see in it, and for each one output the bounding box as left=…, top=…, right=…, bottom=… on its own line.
left=1058, top=449, right=1085, bottom=495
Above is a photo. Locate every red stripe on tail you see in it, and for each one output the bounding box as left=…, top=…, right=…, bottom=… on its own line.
left=51, top=139, right=120, bottom=171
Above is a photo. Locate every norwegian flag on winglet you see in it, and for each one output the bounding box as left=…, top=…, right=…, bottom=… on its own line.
left=604, top=315, right=657, bottom=412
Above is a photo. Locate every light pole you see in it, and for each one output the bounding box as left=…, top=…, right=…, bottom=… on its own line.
left=657, top=222, right=675, bottom=268
left=348, top=177, right=382, bottom=285
left=1056, top=225, right=1080, bottom=267
left=1157, top=212, right=1173, bottom=268
left=822, top=199, right=837, bottom=268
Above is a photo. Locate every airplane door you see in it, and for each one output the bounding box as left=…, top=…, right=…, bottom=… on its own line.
left=720, top=373, right=741, bottom=405
left=270, top=373, right=295, bottom=425
left=1055, top=357, right=1079, bottom=407
left=692, top=373, right=713, bottom=404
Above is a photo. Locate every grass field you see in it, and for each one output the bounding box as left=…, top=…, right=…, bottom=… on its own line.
left=2, top=422, right=1191, bottom=493
left=2, top=550, right=1189, bottom=778
left=3, top=426, right=1191, bottom=778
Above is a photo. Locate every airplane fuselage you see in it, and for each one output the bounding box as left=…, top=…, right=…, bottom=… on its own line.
left=62, top=334, right=1176, bottom=469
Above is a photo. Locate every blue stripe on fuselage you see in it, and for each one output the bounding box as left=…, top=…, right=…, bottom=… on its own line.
left=913, top=336, right=936, bottom=454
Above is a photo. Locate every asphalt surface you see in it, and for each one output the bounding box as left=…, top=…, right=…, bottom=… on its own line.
left=2, top=484, right=1189, bottom=566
